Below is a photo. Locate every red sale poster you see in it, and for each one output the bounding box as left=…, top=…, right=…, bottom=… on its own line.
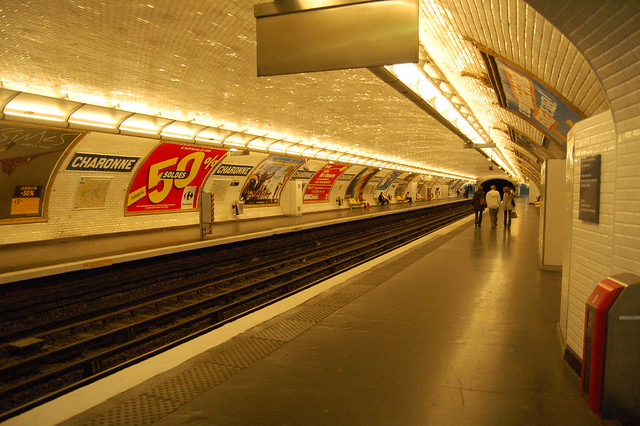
left=303, top=163, right=349, bottom=203
left=126, top=143, right=227, bottom=213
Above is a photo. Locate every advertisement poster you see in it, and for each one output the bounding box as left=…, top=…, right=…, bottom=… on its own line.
left=1, top=123, right=84, bottom=222
left=514, top=148, right=539, bottom=168
left=415, top=179, right=426, bottom=198
left=376, top=171, right=401, bottom=191
left=394, top=174, right=415, bottom=197
left=494, top=57, right=583, bottom=149
left=303, top=163, right=349, bottom=203
left=516, top=159, right=541, bottom=187
left=126, top=143, right=227, bottom=213
left=345, top=167, right=377, bottom=200
left=240, top=156, right=304, bottom=206
left=509, top=128, right=549, bottom=163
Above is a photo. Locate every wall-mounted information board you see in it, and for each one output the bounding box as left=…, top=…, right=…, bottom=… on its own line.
left=579, top=154, right=601, bottom=223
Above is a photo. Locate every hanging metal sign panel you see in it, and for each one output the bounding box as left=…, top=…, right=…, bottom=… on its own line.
left=493, top=57, right=583, bottom=150
left=255, top=0, right=419, bottom=76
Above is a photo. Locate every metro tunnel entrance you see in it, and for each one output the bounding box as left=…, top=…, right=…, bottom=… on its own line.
left=479, top=178, right=514, bottom=194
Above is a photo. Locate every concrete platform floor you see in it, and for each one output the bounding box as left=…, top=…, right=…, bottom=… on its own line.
left=9, top=201, right=602, bottom=425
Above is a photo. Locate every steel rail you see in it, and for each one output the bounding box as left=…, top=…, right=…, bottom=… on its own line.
left=0, top=203, right=471, bottom=421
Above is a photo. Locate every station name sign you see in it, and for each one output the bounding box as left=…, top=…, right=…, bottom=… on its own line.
left=67, top=153, right=139, bottom=172
left=291, top=169, right=316, bottom=180
left=213, top=164, right=254, bottom=176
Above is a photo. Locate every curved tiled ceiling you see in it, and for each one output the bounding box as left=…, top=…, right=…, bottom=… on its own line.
left=0, top=0, right=607, bottom=183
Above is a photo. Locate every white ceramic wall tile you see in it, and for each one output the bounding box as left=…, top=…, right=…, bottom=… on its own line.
left=561, top=111, right=619, bottom=357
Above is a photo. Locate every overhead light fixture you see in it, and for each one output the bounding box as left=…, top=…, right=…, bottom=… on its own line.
left=314, top=150, right=331, bottom=159
left=247, top=137, right=269, bottom=152
left=0, top=88, right=479, bottom=181
left=222, top=137, right=247, bottom=148
left=389, top=63, right=491, bottom=147
left=267, top=140, right=292, bottom=153
left=285, top=144, right=305, bottom=156
left=3, top=92, right=80, bottom=123
left=120, top=113, right=173, bottom=135
left=194, top=127, right=228, bottom=146
left=300, top=146, right=321, bottom=157
left=161, top=122, right=207, bottom=141
left=69, top=104, right=132, bottom=131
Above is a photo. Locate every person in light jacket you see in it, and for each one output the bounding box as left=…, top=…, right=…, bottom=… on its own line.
left=502, top=186, right=515, bottom=228
left=485, top=185, right=501, bottom=229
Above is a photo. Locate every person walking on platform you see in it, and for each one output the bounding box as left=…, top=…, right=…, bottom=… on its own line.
left=486, top=185, right=501, bottom=229
left=472, top=186, right=486, bottom=227
left=502, top=186, right=515, bottom=229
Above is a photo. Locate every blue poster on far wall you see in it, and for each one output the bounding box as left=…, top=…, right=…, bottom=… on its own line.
left=376, top=171, right=401, bottom=191
left=495, top=58, right=583, bottom=149
left=511, top=128, right=549, bottom=162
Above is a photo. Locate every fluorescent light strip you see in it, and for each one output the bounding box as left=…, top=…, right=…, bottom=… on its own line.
left=390, top=63, right=521, bottom=178
left=0, top=89, right=478, bottom=180
left=161, top=132, right=194, bottom=140
left=4, top=109, right=67, bottom=122
left=223, top=140, right=247, bottom=148
left=119, top=126, right=159, bottom=135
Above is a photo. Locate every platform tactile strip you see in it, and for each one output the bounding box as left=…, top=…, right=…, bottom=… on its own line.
left=82, top=394, right=181, bottom=426
left=252, top=319, right=316, bottom=342
left=146, top=362, right=240, bottom=404
left=209, top=337, right=284, bottom=368
left=337, top=282, right=378, bottom=294
left=312, top=292, right=361, bottom=307
left=287, top=304, right=343, bottom=323
left=77, top=272, right=378, bottom=425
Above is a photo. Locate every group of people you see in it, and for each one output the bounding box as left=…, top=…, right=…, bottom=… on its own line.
left=378, top=191, right=413, bottom=205
left=378, top=192, right=391, bottom=205
left=471, top=185, right=515, bottom=229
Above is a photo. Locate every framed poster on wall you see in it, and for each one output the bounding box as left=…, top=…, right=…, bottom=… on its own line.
left=480, top=47, right=585, bottom=154
left=126, top=142, right=227, bottom=214
left=303, top=163, right=349, bottom=203
left=240, top=156, right=304, bottom=206
left=1, top=122, right=85, bottom=223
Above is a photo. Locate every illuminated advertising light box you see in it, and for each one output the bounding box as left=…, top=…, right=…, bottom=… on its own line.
left=255, top=0, right=419, bottom=76
left=376, top=171, right=401, bottom=191
left=240, top=156, right=305, bottom=206
left=345, top=167, right=377, bottom=200
left=304, top=163, right=349, bottom=203
left=0, top=122, right=84, bottom=222
left=126, top=143, right=227, bottom=214
left=509, top=127, right=550, bottom=162
left=482, top=50, right=584, bottom=152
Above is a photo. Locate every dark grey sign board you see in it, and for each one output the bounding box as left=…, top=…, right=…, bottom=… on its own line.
left=579, top=154, right=601, bottom=223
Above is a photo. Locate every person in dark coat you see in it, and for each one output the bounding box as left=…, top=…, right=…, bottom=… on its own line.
left=472, top=187, right=486, bottom=227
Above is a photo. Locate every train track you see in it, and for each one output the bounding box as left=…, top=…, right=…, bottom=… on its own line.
left=0, top=201, right=471, bottom=421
